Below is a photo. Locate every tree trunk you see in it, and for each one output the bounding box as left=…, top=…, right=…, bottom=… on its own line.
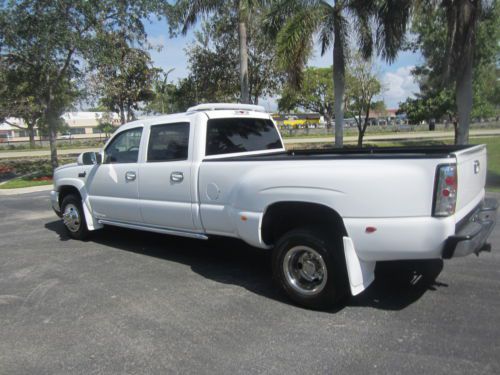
left=333, top=21, right=345, bottom=147
left=119, top=104, right=126, bottom=125
left=357, top=130, right=364, bottom=147
left=324, top=113, right=333, bottom=129
left=238, top=7, right=250, bottom=104
left=455, top=56, right=473, bottom=144
left=48, top=120, right=58, bottom=171
left=28, top=124, right=36, bottom=149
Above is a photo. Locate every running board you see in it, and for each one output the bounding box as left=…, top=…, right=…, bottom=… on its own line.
left=97, top=219, right=209, bottom=240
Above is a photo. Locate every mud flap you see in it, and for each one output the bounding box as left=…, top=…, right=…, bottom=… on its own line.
left=343, top=236, right=376, bottom=296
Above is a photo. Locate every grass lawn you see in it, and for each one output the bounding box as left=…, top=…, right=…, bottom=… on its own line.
left=0, top=176, right=52, bottom=189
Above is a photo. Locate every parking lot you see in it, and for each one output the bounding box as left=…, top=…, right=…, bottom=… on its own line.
left=1, top=191, right=499, bottom=374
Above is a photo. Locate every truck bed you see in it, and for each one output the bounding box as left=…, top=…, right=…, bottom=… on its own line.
left=205, top=145, right=473, bottom=161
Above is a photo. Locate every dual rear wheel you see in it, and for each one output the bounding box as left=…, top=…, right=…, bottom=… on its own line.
left=272, top=228, right=348, bottom=309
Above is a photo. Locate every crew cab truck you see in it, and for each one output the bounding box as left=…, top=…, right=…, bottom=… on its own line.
left=50, top=103, right=498, bottom=309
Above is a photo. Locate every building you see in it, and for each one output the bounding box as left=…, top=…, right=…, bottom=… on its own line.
left=0, top=112, right=121, bottom=141
left=61, top=112, right=121, bottom=135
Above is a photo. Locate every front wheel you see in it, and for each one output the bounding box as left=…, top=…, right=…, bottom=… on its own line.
left=61, top=194, right=89, bottom=240
left=272, top=228, right=348, bottom=310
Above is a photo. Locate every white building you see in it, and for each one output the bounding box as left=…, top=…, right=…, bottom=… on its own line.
left=0, top=112, right=121, bottom=140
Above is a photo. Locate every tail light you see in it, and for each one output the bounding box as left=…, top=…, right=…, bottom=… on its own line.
left=433, top=164, right=457, bottom=217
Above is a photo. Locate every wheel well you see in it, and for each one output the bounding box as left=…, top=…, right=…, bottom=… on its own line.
left=58, top=185, right=81, bottom=207
left=261, top=202, right=347, bottom=246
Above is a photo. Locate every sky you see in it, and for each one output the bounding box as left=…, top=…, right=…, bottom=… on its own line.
left=144, top=16, right=423, bottom=111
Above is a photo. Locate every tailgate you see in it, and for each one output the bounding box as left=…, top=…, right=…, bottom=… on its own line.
left=453, top=144, right=487, bottom=217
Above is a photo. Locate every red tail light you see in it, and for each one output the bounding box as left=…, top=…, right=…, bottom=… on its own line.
left=433, top=164, right=457, bottom=217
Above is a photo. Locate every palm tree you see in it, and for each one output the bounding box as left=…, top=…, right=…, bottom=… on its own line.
left=173, top=0, right=264, bottom=104
left=441, top=0, right=481, bottom=144
left=266, top=0, right=411, bottom=147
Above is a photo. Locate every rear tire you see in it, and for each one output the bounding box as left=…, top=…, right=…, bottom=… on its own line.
left=272, top=228, right=348, bottom=310
left=61, top=194, right=89, bottom=240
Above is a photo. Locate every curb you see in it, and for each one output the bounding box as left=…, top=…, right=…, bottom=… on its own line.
left=0, top=184, right=53, bottom=196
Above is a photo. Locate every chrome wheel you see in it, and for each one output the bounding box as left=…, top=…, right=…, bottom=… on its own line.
left=63, top=203, right=81, bottom=233
left=283, top=246, right=328, bottom=296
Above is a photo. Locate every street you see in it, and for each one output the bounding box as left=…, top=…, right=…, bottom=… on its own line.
left=0, top=191, right=499, bottom=374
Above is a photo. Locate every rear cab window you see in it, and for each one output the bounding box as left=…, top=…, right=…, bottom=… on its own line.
left=205, top=117, right=283, bottom=156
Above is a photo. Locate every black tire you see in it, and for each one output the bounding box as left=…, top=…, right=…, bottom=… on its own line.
left=272, top=228, right=348, bottom=310
left=60, top=194, right=89, bottom=240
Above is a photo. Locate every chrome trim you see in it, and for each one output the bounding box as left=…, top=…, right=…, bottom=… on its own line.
left=97, top=219, right=208, bottom=240
left=283, top=245, right=328, bottom=296
left=63, top=203, right=81, bottom=232
left=125, top=171, right=136, bottom=181
left=170, top=171, right=184, bottom=182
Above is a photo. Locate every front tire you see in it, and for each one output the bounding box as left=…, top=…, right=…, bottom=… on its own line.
left=61, top=194, right=89, bottom=240
left=272, top=228, right=348, bottom=310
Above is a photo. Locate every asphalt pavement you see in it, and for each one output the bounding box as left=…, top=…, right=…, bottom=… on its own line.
left=0, top=191, right=499, bottom=374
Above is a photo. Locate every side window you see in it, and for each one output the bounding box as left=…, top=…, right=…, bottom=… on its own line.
left=147, top=122, right=190, bottom=162
left=104, top=128, right=143, bottom=164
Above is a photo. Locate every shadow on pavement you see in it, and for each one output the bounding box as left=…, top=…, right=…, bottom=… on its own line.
left=45, top=220, right=447, bottom=312
left=350, top=259, right=446, bottom=310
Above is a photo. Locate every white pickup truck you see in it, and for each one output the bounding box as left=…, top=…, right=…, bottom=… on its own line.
left=51, top=103, right=498, bottom=309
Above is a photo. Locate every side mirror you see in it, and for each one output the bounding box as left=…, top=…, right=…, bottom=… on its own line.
left=78, top=151, right=102, bottom=166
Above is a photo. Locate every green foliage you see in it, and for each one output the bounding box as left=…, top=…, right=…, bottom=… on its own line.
left=267, top=0, right=412, bottom=146
left=92, top=35, right=157, bottom=124
left=96, top=112, right=117, bottom=137
left=169, top=0, right=270, bottom=103
left=409, top=0, right=500, bottom=143
left=181, top=2, right=282, bottom=104
left=279, top=67, right=334, bottom=126
left=144, top=68, right=176, bottom=114
left=398, top=90, right=455, bottom=124
left=0, top=0, right=157, bottom=169
left=344, top=55, right=382, bottom=146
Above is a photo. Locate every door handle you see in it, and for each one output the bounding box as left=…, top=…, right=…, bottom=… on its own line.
left=125, top=171, right=136, bottom=182
left=170, top=171, right=184, bottom=183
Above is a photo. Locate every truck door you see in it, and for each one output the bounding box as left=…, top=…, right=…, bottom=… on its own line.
left=87, top=127, right=143, bottom=223
left=138, top=122, right=195, bottom=231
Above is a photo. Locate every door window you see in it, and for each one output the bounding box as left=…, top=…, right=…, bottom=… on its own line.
left=104, top=128, right=143, bottom=164
left=147, top=123, right=190, bottom=162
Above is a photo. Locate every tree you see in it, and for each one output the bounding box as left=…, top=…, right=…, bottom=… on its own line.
left=183, top=4, right=283, bottom=104
left=92, top=34, right=157, bottom=124
left=169, top=0, right=267, bottom=104
left=412, top=0, right=499, bottom=144
left=345, top=55, right=382, bottom=146
left=0, top=66, right=43, bottom=148
left=0, top=0, right=157, bottom=170
left=279, top=67, right=335, bottom=128
left=145, top=68, right=176, bottom=114
left=96, top=112, right=118, bottom=138
left=266, top=0, right=412, bottom=147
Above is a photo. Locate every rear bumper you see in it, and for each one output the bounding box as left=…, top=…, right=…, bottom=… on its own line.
left=442, top=198, right=498, bottom=258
